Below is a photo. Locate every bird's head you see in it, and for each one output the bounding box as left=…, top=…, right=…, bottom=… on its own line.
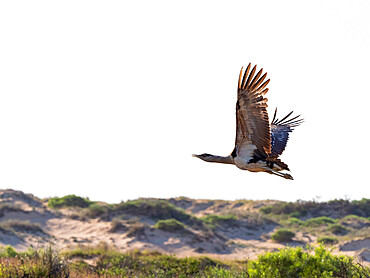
left=192, top=153, right=214, bottom=161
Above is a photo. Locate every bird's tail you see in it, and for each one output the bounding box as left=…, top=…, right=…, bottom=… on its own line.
left=266, top=157, right=290, bottom=171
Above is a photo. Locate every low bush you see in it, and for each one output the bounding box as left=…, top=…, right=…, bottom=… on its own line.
left=282, top=217, right=305, bottom=227
left=317, top=236, right=339, bottom=245
left=155, top=219, right=186, bottom=232
left=108, top=219, right=127, bottom=233
left=341, top=214, right=369, bottom=221
left=71, top=245, right=370, bottom=277
left=200, top=214, right=237, bottom=227
left=0, top=244, right=369, bottom=277
left=340, top=214, right=370, bottom=229
left=304, top=216, right=337, bottom=227
left=111, top=199, right=203, bottom=227
left=260, top=201, right=311, bottom=217
left=0, top=245, right=18, bottom=258
left=126, top=223, right=147, bottom=239
left=327, top=224, right=349, bottom=235
left=48, top=195, right=92, bottom=209
left=0, top=245, right=69, bottom=277
left=63, top=242, right=119, bottom=259
left=93, top=251, right=225, bottom=277
left=271, top=229, right=295, bottom=242
left=260, top=198, right=370, bottom=218
left=82, top=203, right=106, bottom=218
left=248, top=245, right=368, bottom=277
left=350, top=198, right=370, bottom=216
left=123, top=199, right=183, bottom=218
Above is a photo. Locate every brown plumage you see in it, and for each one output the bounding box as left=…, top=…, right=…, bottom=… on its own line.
left=236, top=64, right=271, bottom=159
left=193, top=63, right=303, bottom=180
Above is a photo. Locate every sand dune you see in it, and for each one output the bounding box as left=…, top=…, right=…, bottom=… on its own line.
left=0, top=189, right=369, bottom=264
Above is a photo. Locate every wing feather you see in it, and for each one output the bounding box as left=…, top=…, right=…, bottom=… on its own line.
left=248, top=68, right=263, bottom=90
left=250, top=72, right=267, bottom=92
left=270, top=109, right=304, bottom=157
left=243, top=65, right=256, bottom=92
left=242, top=63, right=251, bottom=90
left=235, top=65, right=271, bottom=159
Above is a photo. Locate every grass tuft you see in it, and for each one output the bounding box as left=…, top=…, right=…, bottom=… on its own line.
left=0, top=220, right=47, bottom=235
left=0, top=203, right=25, bottom=217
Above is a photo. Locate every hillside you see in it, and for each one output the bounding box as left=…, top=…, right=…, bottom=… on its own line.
left=0, top=189, right=369, bottom=264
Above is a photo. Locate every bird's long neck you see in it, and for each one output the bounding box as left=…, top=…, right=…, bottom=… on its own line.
left=203, top=155, right=234, bottom=165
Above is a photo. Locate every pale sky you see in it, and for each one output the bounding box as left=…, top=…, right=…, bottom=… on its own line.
left=1, top=0, right=369, bottom=203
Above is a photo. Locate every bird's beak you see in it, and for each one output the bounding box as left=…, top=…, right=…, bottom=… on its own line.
left=192, top=154, right=198, bottom=158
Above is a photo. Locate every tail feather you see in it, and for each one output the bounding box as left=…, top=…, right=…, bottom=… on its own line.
left=266, top=157, right=290, bottom=171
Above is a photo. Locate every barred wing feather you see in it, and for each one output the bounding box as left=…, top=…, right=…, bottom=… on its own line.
left=270, top=108, right=303, bottom=157
left=235, top=64, right=271, bottom=159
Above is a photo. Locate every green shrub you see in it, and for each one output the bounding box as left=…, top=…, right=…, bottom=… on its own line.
left=113, top=199, right=201, bottom=226
left=341, top=214, right=368, bottom=221
left=350, top=198, right=370, bottom=216
left=327, top=224, right=349, bottom=235
left=1, top=244, right=369, bottom=277
left=0, top=245, right=18, bottom=258
left=155, top=219, right=186, bottom=232
left=317, top=237, right=338, bottom=245
left=282, top=217, right=305, bottom=227
left=126, top=223, right=147, bottom=238
left=48, top=195, right=92, bottom=208
left=200, top=214, right=237, bottom=227
left=0, top=245, right=69, bottom=277
left=248, top=246, right=368, bottom=277
left=259, top=199, right=370, bottom=218
left=260, top=202, right=310, bottom=217
left=271, top=229, right=295, bottom=242
left=340, top=214, right=370, bottom=229
left=289, top=211, right=301, bottom=218
left=83, top=203, right=106, bottom=218
left=108, top=219, right=127, bottom=233
left=304, top=216, right=336, bottom=227
left=259, top=205, right=273, bottom=214
left=63, top=242, right=119, bottom=259
left=94, top=251, right=225, bottom=277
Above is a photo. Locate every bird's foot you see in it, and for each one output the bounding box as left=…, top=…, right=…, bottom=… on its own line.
left=283, top=173, right=294, bottom=180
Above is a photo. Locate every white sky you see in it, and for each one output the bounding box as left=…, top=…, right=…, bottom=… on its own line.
left=1, top=0, right=369, bottom=203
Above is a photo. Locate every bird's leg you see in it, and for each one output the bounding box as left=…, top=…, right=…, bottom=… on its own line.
left=261, top=166, right=293, bottom=180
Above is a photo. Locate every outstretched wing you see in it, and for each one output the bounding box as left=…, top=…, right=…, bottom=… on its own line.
left=234, top=63, right=271, bottom=160
left=270, top=108, right=303, bottom=157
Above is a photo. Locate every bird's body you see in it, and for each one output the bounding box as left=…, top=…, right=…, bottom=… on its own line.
left=193, top=63, right=303, bottom=180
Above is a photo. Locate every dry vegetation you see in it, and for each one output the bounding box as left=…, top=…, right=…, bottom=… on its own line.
left=0, top=244, right=369, bottom=277
left=0, top=189, right=369, bottom=276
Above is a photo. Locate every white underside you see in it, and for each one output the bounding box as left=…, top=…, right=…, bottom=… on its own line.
left=234, top=156, right=285, bottom=173
left=234, top=157, right=267, bottom=172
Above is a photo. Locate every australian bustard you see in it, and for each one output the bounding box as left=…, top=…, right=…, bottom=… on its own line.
left=193, top=63, right=303, bottom=180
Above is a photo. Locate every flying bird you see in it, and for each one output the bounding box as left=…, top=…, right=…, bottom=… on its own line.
left=193, top=63, right=303, bottom=180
